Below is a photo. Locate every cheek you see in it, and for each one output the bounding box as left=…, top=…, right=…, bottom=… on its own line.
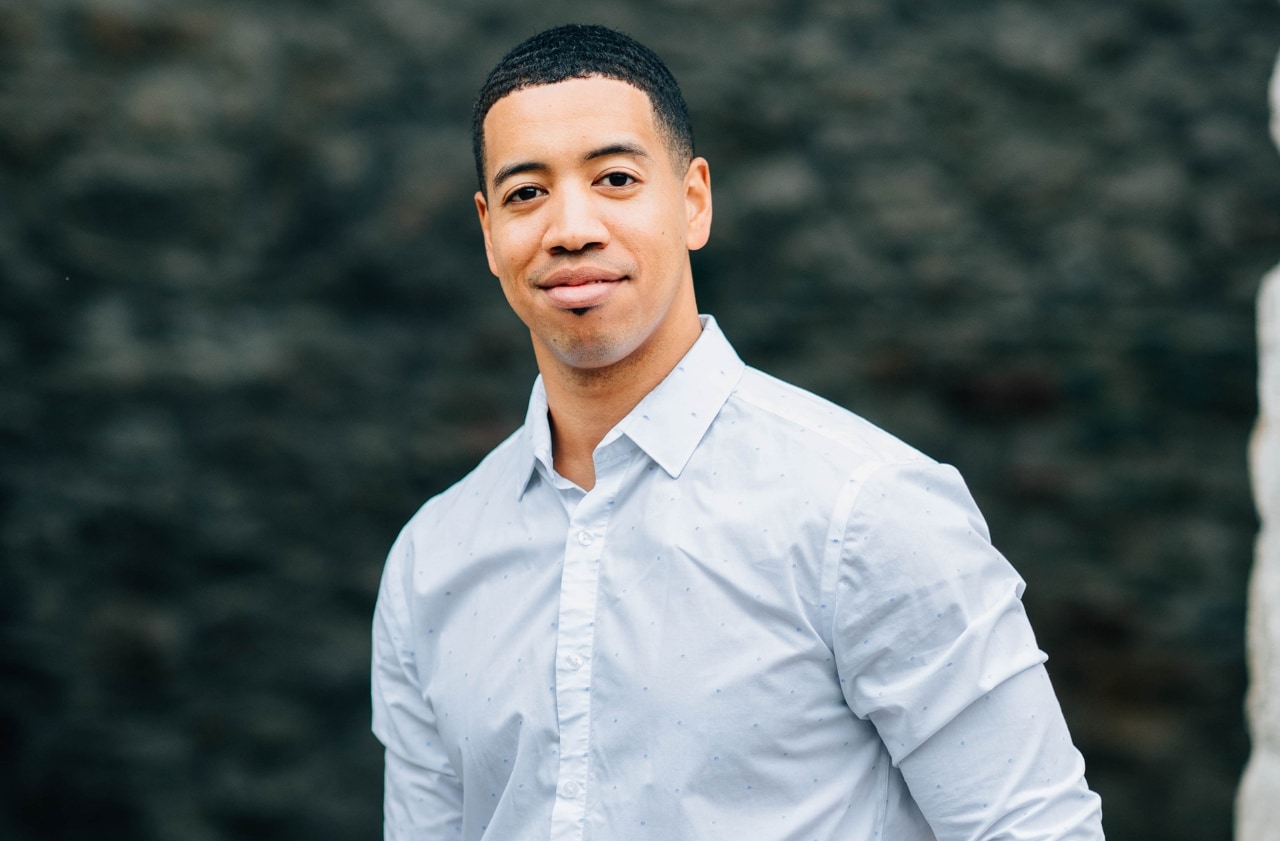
left=624, top=204, right=682, bottom=256
left=488, top=216, right=541, bottom=266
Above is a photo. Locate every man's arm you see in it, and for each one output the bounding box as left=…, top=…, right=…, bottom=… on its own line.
left=371, top=535, right=464, bottom=840
left=898, top=660, right=1100, bottom=839
left=832, top=460, right=1104, bottom=840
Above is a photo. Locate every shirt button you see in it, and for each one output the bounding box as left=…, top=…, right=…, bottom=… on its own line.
left=566, top=654, right=584, bottom=670
left=577, top=530, right=593, bottom=546
left=562, top=780, right=582, bottom=798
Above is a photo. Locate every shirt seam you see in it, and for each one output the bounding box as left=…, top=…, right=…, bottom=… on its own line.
left=821, top=460, right=890, bottom=651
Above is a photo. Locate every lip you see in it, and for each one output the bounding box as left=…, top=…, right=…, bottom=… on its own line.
left=537, top=266, right=628, bottom=310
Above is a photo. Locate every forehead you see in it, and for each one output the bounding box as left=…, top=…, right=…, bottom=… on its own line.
left=482, top=77, right=663, bottom=167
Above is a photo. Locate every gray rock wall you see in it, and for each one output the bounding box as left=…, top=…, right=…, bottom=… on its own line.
left=3, top=1, right=1277, bottom=839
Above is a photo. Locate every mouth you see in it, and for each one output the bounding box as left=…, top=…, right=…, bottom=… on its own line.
left=537, top=267, right=628, bottom=311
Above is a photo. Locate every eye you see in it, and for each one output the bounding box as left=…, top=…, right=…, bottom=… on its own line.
left=505, top=185, right=543, bottom=204
left=600, top=171, right=636, bottom=188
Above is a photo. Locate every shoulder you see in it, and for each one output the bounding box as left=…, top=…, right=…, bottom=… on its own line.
left=399, top=425, right=528, bottom=537
left=725, top=366, right=932, bottom=473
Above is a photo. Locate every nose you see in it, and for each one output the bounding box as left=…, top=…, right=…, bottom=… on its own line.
left=543, top=184, right=609, bottom=255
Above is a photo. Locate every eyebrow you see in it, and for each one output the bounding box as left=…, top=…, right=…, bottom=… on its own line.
left=492, top=142, right=652, bottom=190
left=585, top=142, right=650, bottom=163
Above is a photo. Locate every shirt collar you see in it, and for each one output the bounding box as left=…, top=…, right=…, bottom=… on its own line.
left=514, top=315, right=745, bottom=498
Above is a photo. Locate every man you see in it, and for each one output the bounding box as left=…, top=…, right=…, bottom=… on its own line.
left=372, top=23, right=1104, bottom=841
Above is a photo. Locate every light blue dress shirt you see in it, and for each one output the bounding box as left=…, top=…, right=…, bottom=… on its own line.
left=372, top=316, right=1104, bottom=841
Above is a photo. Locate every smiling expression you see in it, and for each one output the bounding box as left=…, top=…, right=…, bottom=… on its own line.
left=475, top=76, right=712, bottom=378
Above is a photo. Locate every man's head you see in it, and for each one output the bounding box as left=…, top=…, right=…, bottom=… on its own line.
left=472, top=24, right=695, bottom=194
left=471, top=26, right=712, bottom=381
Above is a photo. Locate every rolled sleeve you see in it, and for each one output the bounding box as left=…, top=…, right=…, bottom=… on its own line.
left=832, top=460, right=1103, bottom=840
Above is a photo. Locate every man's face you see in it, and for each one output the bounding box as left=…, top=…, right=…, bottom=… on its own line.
left=475, top=76, right=712, bottom=375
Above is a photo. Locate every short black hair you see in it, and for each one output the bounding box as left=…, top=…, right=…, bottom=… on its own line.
left=472, top=24, right=695, bottom=193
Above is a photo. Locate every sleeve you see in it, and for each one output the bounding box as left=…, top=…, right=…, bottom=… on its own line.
left=371, top=532, right=465, bottom=840
left=831, top=459, right=1104, bottom=840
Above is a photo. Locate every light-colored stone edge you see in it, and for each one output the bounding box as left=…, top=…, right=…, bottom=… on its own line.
left=1237, top=47, right=1280, bottom=841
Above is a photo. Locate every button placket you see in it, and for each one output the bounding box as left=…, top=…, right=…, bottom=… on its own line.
left=548, top=453, right=632, bottom=839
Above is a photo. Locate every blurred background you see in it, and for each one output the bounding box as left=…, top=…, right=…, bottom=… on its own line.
left=2, top=0, right=1278, bottom=838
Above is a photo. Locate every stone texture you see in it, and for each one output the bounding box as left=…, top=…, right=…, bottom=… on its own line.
left=2, top=1, right=1278, bottom=839
left=1239, top=46, right=1280, bottom=841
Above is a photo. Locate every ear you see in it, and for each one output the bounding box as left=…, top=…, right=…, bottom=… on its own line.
left=475, top=191, right=500, bottom=277
left=683, top=157, right=713, bottom=252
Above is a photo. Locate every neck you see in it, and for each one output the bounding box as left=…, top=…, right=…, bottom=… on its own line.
left=536, top=315, right=701, bottom=491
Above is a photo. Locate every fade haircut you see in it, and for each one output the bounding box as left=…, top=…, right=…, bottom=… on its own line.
left=472, top=24, right=695, bottom=193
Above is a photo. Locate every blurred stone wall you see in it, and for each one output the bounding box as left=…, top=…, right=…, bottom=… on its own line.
left=2, top=1, right=1277, bottom=839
